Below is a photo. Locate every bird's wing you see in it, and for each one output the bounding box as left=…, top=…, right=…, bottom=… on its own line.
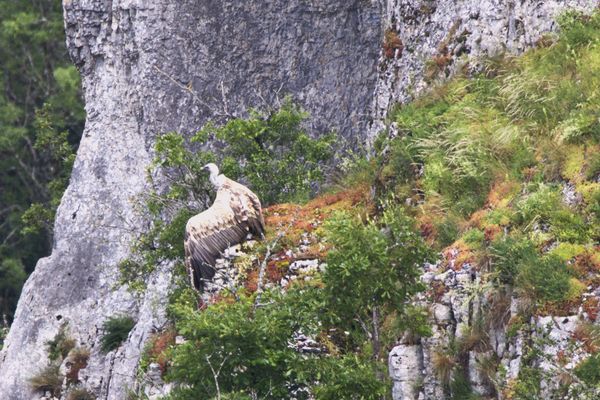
left=225, top=178, right=265, bottom=238
left=184, top=193, right=248, bottom=290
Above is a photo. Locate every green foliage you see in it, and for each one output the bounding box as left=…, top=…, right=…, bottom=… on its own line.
left=310, top=355, right=388, bottom=400
left=517, top=254, right=571, bottom=303
left=585, top=152, right=600, bottom=181
left=512, top=365, right=542, bottom=400
left=489, top=236, right=538, bottom=285
left=100, top=316, right=135, bottom=353
left=0, top=258, right=26, bottom=320
left=323, top=204, right=432, bottom=353
left=434, top=216, right=461, bottom=249
left=197, top=99, right=334, bottom=205
left=514, top=184, right=589, bottom=243
left=46, top=325, right=76, bottom=361
left=574, top=354, right=600, bottom=386
left=489, top=236, right=570, bottom=303
left=449, top=371, right=481, bottom=400
left=166, top=285, right=388, bottom=399
left=462, top=229, right=485, bottom=248
left=0, top=0, right=85, bottom=322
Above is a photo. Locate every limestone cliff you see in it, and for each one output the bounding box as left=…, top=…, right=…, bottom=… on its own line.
left=0, top=1, right=596, bottom=399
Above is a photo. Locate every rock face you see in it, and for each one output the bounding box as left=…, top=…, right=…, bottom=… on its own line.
left=0, top=0, right=597, bottom=399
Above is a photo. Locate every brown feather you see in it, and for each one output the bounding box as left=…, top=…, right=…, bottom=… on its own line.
left=184, top=176, right=265, bottom=291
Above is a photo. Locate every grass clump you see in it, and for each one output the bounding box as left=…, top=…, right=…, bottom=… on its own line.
left=66, top=347, right=90, bottom=384
left=100, top=316, right=135, bottom=353
left=574, top=354, right=600, bottom=386
left=66, top=387, right=95, bottom=400
left=29, top=364, right=63, bottom=397
left=516, top=254, right=571, bottom=303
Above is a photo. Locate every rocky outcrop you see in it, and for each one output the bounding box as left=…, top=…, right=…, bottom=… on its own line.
left=1, top=0, right=598, bottom=399
left=388, top=259, right=600, bottom=400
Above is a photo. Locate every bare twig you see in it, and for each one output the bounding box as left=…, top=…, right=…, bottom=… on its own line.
left=252, top=232, right=283, bottom=312
left=205, top=353, right=230, bottom=400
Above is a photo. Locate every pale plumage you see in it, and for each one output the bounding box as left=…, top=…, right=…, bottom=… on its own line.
left=184, top=164, right=265, bottom=290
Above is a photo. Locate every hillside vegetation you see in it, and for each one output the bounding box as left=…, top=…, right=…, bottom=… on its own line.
left=118, top=10, right=600, bottom=400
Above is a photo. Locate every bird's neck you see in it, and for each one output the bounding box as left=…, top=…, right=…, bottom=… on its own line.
left=210, top=173, right=225, bottom=189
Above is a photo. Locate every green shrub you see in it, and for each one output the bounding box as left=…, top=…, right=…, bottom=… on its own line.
left=323, top=204, right=432, bottom=354
left=462, top=229, right=485, bottom=248
left=450, top=371, right=481, bottom=400
left=434, top=216, right=461, bottom=248
left=166, top=285, right=387, bottom=399
left=490, top=236, right=537, bottom=285
left=514, top=184, right=589, bottom=243
left=46, top=325, right=76, bottom=361
left=310, top=355, right=388, bottom=400
left=100, top=316, right=135, bottom=353
left=516, top=254, right=571, bottom=303
left=198, top=99, right=334, bottom=205
left=585, top=152, right=600, bottom=181
left=513, top=365, right=542, bottom=400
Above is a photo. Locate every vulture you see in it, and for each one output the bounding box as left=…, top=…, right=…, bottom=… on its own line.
left=184, top=163, right=265, bottom=290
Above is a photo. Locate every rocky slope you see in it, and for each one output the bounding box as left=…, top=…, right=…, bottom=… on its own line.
left=0, top=0, right=597, bottom=399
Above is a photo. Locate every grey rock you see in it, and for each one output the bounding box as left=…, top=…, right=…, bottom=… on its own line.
left=389, top=345, right=423, bottom=400
left=432, top=304, right=452, bottom=326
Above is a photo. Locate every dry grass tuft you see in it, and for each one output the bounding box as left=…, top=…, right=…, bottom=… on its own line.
left=432, top=349, right=456, bottom=385
left=29, top=364, right=63, bottom=397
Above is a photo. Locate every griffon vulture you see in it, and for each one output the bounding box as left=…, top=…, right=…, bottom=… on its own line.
left=184, top=163, right=265, bottom=290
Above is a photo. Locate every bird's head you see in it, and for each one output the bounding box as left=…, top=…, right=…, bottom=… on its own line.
left=202, top=163, right=219, bottom=176
left=202, top=163, right=223, bottom=188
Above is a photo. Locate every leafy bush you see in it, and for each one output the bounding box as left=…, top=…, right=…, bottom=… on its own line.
left=100, top=316, right=135, bottom=353
left=166, top=284, right=388, bottom=399
left=574, top=354, right=600, bottom=386
left=202, top=99, right=335, bottom=205
left=516, top=254, right=571, bottom=303
left=514, top=184, right=589, bottom=243
left=489, top=236, right=538, bottom=285
left=154, top=99, right=334, bottom=208
left=323, top=204, right=432, bottom=356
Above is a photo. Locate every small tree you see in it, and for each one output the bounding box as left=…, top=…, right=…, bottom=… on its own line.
left=198, top=99, right=335, bottom=205
left=323, top=204, right=432, bottom=367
